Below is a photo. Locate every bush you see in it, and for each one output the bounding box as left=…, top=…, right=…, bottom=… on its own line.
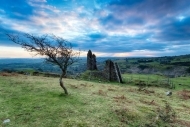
left=138, top=65, right=149, bottom=70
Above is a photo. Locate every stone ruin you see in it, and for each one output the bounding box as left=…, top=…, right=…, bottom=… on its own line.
left=86, top=50, right=123, bottom=83
left=87, top=50, right=97, bottom=70
left=104, top=60, right=123, bottom=83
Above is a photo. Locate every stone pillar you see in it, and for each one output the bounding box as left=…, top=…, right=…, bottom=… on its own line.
left=114, top=62, right=123, bottom=83
left=104, top=60, right=123, bottom=83
left=87, top=50, right=92, bottom=70
left=92, top=54, right=97, bottom=70
left=87, top=50, right=97, bottom=70
left=105, top=60, right=117, bottom=81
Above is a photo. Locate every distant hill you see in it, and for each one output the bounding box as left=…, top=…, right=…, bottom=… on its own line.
left=0, top=54, right=190, bottom=77
left=0, top=58, right=43, bottom=64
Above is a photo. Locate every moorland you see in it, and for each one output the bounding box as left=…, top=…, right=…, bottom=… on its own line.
left=0, top=54, right=190, bottom=126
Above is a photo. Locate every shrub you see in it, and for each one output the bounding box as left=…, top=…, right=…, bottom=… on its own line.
left=138, top=65, right=149, bottom=70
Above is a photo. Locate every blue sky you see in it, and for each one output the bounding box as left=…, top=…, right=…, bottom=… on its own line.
left=0, top=0, right=190, bottom=58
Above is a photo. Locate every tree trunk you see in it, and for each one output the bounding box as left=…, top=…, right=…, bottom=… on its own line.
left=59, top=73, right=68, bottom=95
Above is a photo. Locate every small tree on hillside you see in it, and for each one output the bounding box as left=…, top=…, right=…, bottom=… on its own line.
left=7, top=33, right=80, bottom=95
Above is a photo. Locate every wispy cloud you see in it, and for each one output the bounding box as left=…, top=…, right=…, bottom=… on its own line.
left=0, top=0, right=190, bottom=57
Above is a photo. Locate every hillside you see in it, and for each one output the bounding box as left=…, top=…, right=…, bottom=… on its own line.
left=0, top=54, right=190, bottom=77
left=1, top=73, right=190, bottom=127
left=114, top=54, right=190, bottom=77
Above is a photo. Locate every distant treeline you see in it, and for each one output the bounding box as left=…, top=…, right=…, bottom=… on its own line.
left=137, top=59, right=153, bottom=63
left=170, top=62, right=190, bottom=66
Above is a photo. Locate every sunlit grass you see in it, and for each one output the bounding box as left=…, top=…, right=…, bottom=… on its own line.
left=0, top=74, right=190, bottom=126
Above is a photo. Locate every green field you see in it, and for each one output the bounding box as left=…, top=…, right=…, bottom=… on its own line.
left=1, top=73, right=190, bottom=127
left=122, top=73, right=190, bottom=90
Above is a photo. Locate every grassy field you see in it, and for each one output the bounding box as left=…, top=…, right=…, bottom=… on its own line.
left=122, top=73, right=190, bottom=90
left=1, top=73, right=190, bottom=127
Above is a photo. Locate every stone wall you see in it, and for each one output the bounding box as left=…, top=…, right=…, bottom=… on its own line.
left=104, top=60, right=117, bottom=81
left=104, top=60, right=123, bottom=83
left=86, top=51, right=122, bottom=83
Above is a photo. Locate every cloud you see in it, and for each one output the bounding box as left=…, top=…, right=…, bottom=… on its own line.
left=155, top=16, right=190, bottom=41
left=71, top=32, right=169, bottom=53
left=0, top=0, right=190, bottom=57
left=0, top=26, right=22, bottom=47
left=88, top=32, right=107, bottom=40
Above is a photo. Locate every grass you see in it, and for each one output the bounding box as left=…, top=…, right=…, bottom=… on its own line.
left=122, top=73, right=190, bottom=90
left=0, top=73, right=190, bottom=126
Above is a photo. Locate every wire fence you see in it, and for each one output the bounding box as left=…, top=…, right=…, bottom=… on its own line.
left=123, top=74, right=190, bottom=89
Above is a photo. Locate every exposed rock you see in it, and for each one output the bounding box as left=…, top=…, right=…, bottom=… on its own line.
left=92, top=54, right=97, bottom=70
left=166, top=91, right=172, bottom=96
left=104, top=60, right=116, bottom=81
left=86, top=52, right=122, bottom=83
left=87, top=50, right=92, bottom=70
left=87, top=50, right=97, bottom=70
left=3, top=119, right=10, bottom=124
left=104, top=60, right=123, bottom=83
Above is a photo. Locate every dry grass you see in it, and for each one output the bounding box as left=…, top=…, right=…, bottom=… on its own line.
left=177, top=90, right=190, bottom=100
left=0, top=74, right=190, bottom=126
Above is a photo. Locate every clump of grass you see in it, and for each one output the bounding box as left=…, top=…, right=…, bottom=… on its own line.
left=92, top=90, right=107, bottom=96
left=157, top=102, right=176, bottom=123
left=63, top=119, right=89, bottom=127
left=145, top=102, right=176, bottom=127
left=143, top=102, right=177, bottom=127
left=107, top=88, right=116, bottom=91
left=114, top=108, right=141, bottom=126
left=113, top=95, right=126, bottom=100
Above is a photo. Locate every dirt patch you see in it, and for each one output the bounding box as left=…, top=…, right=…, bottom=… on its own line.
left=80, top=83, right=87, bottom=87
left=98, top=90, right=107, bottom=96
left=113, top=95, right=133, bottom=104
left=107, top=88, right=116, bottom=91
left=138, top=88, right=155, bottom=95
left=113, top=95, right=126, bottom=100
left=181, top=104, right=190, bottom=109
left=0, top=72, right=18, bottom=76
left=176, top=119, right=190, bottom=127
left=127, top=88, right=136, bottom=92
left=93, top=90, right=107, bottom=96
left=139, top=99, right=158, bottom=106
left=69, top=84, right=78, bottom=89
left=178, top=90, right=190, bottom=100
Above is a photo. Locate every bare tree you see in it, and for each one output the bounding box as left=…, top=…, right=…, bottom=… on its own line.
left=7, top=33, right=80, bottom=95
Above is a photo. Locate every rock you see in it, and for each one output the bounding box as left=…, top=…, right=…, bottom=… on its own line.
left=166, top=91, right=172, bottom=96
left=91, top=54, right=97, bottom=70
left=104, top=60, right=123, bottom=83
left=87, top=50, right=97, bottom=70
left=3, top=119, right=10, bottom=124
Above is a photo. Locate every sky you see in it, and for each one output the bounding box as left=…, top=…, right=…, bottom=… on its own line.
left=0, top=0, right=190, bottom=58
